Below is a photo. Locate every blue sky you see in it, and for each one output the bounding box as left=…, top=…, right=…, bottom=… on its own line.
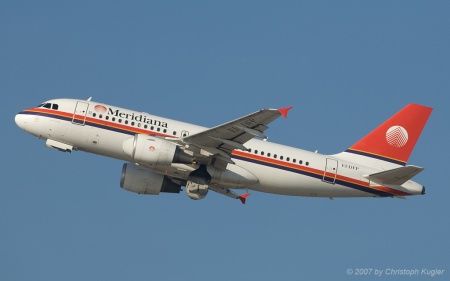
left=2, top=1, right=449, bottom=280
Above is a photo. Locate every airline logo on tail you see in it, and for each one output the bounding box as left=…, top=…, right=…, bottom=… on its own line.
left=346, top=104, right=433, bottom=165
left=386, top=126, right=408, bottom=148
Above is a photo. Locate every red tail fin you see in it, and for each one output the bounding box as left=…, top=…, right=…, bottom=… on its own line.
left=346, top=104, right=432, bottom=165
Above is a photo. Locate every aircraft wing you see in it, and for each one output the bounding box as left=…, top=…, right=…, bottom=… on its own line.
left=179, top=107, right=292, bottom=167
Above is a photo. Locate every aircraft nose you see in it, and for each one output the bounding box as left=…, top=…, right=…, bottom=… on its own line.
left=15, top=113, right=27, bottom=130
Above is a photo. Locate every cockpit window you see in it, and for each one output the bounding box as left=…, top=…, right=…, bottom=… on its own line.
left=37, top=103, right=59, bottom=110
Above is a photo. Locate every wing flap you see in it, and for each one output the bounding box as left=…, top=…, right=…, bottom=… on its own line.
left=364, top=165, right=424, bottom=185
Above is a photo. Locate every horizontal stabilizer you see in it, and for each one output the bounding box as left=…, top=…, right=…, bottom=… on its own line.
left=364, top=165, right=424, bottom=185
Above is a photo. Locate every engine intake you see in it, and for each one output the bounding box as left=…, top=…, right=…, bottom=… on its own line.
left=122, top=134, right=192, bottom=166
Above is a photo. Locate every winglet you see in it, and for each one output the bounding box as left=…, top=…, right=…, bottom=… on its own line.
left=238, top=193, right=251, bottom=204
left=278, top=107, right=293, bottom=118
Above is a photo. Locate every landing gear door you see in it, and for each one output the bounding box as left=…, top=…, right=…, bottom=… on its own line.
left=323, top=158, right=338, bottom=184
left=73, top=101, right=89, bottom=125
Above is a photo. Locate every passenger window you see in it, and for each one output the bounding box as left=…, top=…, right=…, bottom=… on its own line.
left=274, top=154, right=277, bottom=159
left=267, top=153, right=271, bottom=157
left=293, top=159, right=297, bottom=163
left=254, top=150, right=258, bottom=154
left=306, top=162, right=309, bottom=166
left=261, top=151, right=264, bottom=156
left=280, top=156, right=284, bottom=160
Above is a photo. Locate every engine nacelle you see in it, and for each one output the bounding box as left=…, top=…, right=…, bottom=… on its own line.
left=120, top=163, right=181, bottom=194
left=122, top=134, right=192, bottom=167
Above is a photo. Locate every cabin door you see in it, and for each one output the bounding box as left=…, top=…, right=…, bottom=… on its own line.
left=323, top=158, right=338, bottom=184
left=72, top=102, right=89, bottom=125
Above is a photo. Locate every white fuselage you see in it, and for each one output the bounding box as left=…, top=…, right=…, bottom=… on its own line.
left=15, top=98, right=424, bottom=198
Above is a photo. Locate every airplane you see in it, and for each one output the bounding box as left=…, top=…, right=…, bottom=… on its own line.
left=15, top=98, right=433, bottom=204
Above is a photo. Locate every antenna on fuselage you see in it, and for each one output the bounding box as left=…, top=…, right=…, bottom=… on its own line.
left=87, top=97, right=92, bottom=101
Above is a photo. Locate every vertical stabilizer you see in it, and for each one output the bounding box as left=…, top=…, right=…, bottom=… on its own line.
left=342, top=104, right=432, bottom=166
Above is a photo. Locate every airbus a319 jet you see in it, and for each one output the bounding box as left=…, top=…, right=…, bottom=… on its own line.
left=15, top=98, right=432, bottom=204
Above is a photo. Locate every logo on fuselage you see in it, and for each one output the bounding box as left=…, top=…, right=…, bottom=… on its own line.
left=92, top=104, right=169, bottom=128
left=94, top=105, right=107, bottom=114
left=386, top=126, right=408, bottom=148
left=107, top=107, right=168, bottom=128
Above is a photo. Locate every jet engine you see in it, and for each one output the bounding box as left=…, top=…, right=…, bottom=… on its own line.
left=122, top=134, right=192, bottom=167
left=120, top=163, right=181, bottom=194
